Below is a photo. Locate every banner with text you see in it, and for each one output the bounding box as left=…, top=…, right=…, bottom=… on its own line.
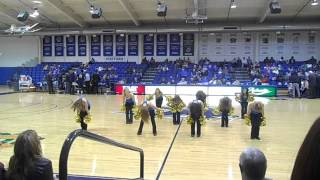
left=156, top=34, right=167, bottom=56
left=144, top=34, right=154, bottom=56
left=128, top=34, right=139, bottom=56
left=103, top=35, right=113, bottom=56
left=183, top=33, right=194, bottom=56
left=170, top=33, right=181, bottom=56
left=66, top=35, right=76, bottom=56
left=78, top=35, right=87, bottom=56
left=54, top=36, right=64, bottom=56
left=43, top=36, right=52, bottom=56
left=116, top=34, right=126, bottom=56
left=91, top=35, right=101, bottom=56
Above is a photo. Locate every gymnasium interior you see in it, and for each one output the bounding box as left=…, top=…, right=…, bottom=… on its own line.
left=0, top=0, right=320, bottom=180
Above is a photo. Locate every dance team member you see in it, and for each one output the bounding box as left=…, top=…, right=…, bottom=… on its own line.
left=167, top=95, right=186, bottom=125
left=236, top=88, right=254, bottom=119
left=72, top=96, right=91, bottom=130
left=245, top=101, right=265, bottom=140
left=154, top=88, right=164, bottom=108
left=218, top=97, right=233, bottom=127
left=136, top=100, right=158, bottom=136
left=122, top=88, right=136, bottom=124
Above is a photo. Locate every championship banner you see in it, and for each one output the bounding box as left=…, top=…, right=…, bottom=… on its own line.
left=43, top=36, right=52, bottom=56
left=116, top=34, right=126, bottom=56
left=183, top=33, right=194, bottom=56
left=144, top=34, right=154, bottom=56
left=91, top=35, right=101, bottom=56
left=78, top=35, right=87, bottom=56
left=103, top=35, right=113, bottom=56
left=66, top=35, right=76, bottom=56
left=128, top=34, right=138, bottom=56
left=170, top=33, right=181, bottom=56
left=156, top=34, right=167, bottom=56
left=54, top=36, right=64, bottom=56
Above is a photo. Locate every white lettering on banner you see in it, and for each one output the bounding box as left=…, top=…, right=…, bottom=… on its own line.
left=105, top=57, right=126, bottom=62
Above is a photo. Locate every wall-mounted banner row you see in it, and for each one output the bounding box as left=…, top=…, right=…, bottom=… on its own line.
left=42, top=34, right=195, bottom=57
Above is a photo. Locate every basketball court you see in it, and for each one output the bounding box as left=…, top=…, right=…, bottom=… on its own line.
left=1, top=89, right=319, bottom=179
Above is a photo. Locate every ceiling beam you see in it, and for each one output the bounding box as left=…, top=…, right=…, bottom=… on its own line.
left=259, top=0, right=272, bottom=23
left=117, top=0, right=140, bottom=26
left=0, top=2, right=24, bottom=25
left=45, top=0, right=87, bottom=27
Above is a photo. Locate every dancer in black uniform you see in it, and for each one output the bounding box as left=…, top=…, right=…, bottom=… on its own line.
left=72, top=97, right=91, bottom=130
left=123, top=88, right=135, bottom=124
left=167, top=95, right=185, bottom=125
left=245, top=102, right=265, bottom=140
left=154, top=88, right=163, bottom=108
left=137, top=100, right=158, bottom=136
left=219, top=97, right=232, bottom=127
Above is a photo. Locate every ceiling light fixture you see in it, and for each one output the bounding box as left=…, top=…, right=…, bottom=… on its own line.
left=231, top=0, right=237, bottom=9
left=32, top=1, right=42, bottom=4
left=30, top=8, right=39, bottom=18
left=311, top=0, right=319, bottom=6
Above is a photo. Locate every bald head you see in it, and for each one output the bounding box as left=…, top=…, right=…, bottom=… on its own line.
left=239, top=148, right=267, bottom=180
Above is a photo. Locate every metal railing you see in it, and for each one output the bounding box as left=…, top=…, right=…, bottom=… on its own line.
left=59, top=129, right=144, bottom=180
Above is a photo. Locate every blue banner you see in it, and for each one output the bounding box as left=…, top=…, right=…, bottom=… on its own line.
left=66, top=35, right=76, bottom=56
left=54, top=36, right=64, bottom=56
left=116, top=34, right=126, bottom=56
left=157, top=34, right=167, bottom=56
left=170, top=34, right=181, bottom=56
left=43, top=36, right=52, bottom=56
left=183, top=33, right=194, bottom=56
left=144, top=34, right=154, bottom=56
left=103, top=35, right=113, bottom=56
left=91, top=35, right=101, bottom=56
left=78, top=35, right=87, bottom=56
left=128, top=34, right=138, bottom=56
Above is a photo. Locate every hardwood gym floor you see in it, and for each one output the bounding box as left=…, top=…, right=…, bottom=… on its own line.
left=0, top=91, right=319, bottom=180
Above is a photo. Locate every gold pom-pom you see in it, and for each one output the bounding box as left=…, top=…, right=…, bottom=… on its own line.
left=156, top=109, right=164, bottom=120
left=244, top=114, right=251, bottom=126
left=186, top=116, right=193, bottom=125
left=75, top=114, right=81, bottom=123
left=213, top=107, right=221, bottom=115
left=134, top=108, right=141, bottom=120
left=228, top=107, right=235, bottom=116
left=249, top=94, right=255, bottom=102
left=120, top=104, right=125, bottom=112
left=146, top=94, right=154, bottom=101
left=199, top=116, right=207, bottom=125
left=261, top=116, right=266, bottom=126
left=84, top=114, right=92, bottom=124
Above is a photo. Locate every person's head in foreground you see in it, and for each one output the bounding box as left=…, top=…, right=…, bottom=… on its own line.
left=291, top=117, right=320, bottom=180
left=239, top=147, right=267, bottom=180
left=7, top=129, right=53, bottom=180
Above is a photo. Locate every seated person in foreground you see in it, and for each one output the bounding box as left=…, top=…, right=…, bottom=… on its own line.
left=6, top=130, right=54, bottom=180
left=239, top=147, right=271, bottom=180
left=291, top=117, right=320, bottom=180
left=0, top=161, right=5, bottom=180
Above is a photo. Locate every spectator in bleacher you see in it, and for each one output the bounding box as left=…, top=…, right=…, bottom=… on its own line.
left=77, top=71, right=84, bottom=94
left=91, top=71, right=100, bottom=94
left=289, top=56, right=296, bottom=64
left=263, top=57, right=270, bottom=64
left=46, top=71, right=54, bottom=94
left=291, top=117, right=320, bottom=180
left=64, top=72, right=71, bottom=94
left=280, top=56, right=286, bottom=64
left=289, top=72, right=301, bottom=98
left=232, top=80, right=241, bottom=86
left=6, top=130, right=54, bottom=180
left=178, top=77, right=187, bottom=85
left=84, top=71, right=91, bottom=94
left=70, top=71, right=77, bottom=95
left=239, top=147, right=268, bottom=180
left=160, top=77, right=167, bottom=84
